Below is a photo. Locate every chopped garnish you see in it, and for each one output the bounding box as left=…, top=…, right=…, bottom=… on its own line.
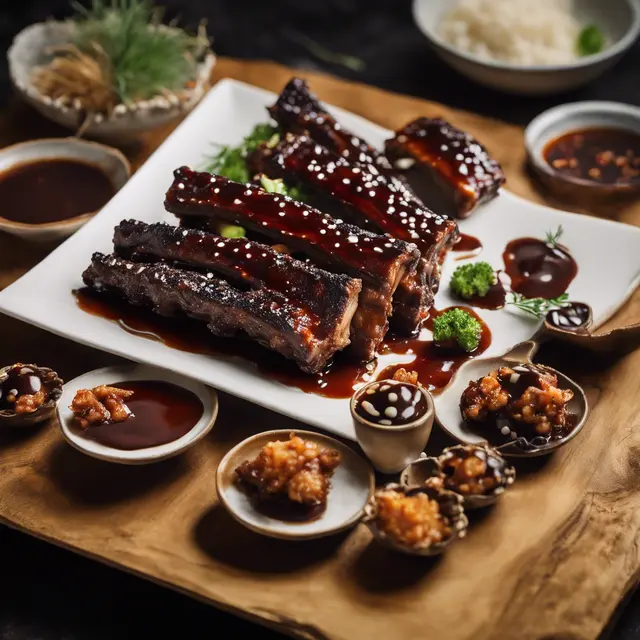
left=577, top=24, right=605, bottom=57
left=432, top=309, right=482, bottom=353
left=450, top=261, right=496, bottom=299
left=213, top=222, right=245, bottom=239
left=507, top=293, right=569, bottom=319
left=544, top=225, right=564, bottom=247
left=259, top=174, right=309, bottom=203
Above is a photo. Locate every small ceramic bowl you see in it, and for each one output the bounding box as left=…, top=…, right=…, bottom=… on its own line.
left=216, top=429, right=375, bottom=540
left=57, top=364, right=218, bottom=464
left=434, top=341, right=589, bottom=458
left=0, top=363, right=63, bottom=428
left=350, top=380, right=435, bottom=474
left=8, top=20, right=216, bottom=142
left=362, top=483, right=468, bottom=556
left=525, top=101, right=640, bottom=203
left=0, top=137, right=130, bottom=241
left=412, top=0, right=640, bottom=95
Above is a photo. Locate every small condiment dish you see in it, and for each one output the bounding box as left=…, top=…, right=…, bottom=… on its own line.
left=57, top=364, right=218, bottom=465
left=400, top=445, right=516, bottom=510
left=412, top=0, right=640, bottom=95
left=216, top=429, right=375, bottom=540
left=350, top=379, right=435, bottom=474
left=434, top=341, right=589, bottom=458
left=8, top=20, right=216, bottom=142
left=0, top=363, right=63, bottom=428
left=362, top=483, right=468, bottom=556
left=0, top=137, right=130, bottom=242
left=525, top=101, right=640, bottom=203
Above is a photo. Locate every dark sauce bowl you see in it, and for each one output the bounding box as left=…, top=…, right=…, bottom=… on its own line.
left=0, top=138, right=130, bottom=242
left=525, top=102, right=640, bottom=207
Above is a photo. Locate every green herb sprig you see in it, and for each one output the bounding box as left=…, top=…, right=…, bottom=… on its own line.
left=577, top=24, right=605, bottom=57
left=507, top=293, right=569, bottom=319
left=285, top=30, right=366, bottom=72
left=545, top=225, right=564, bottom=247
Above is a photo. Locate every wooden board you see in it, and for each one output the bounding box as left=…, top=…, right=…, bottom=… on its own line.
left=1, top=58, right=640, bottom=640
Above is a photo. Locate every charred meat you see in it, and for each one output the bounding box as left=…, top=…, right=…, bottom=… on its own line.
left=385, top=117, right=505, bottom=219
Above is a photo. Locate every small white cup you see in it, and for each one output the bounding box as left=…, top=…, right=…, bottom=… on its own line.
left=350, top=381, right=435, bottom=474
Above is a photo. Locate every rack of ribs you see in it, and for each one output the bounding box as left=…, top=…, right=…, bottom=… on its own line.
left=385, top=117, right=505, bottom=219
left=268, top=78, right=419, bottom=204
left=82, top=251, right=359, bottom=374
left=249, top=135, right=459, bottom=333
left=164, top=167, right=420, bottom=360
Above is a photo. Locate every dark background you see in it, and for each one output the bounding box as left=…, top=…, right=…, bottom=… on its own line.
left=1, top=1, right=640, bottom=638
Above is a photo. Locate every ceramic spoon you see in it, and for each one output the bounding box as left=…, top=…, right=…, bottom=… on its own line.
left=539, top=302, right=640, bottom=356
left=433, top=341, right=589, bottom=458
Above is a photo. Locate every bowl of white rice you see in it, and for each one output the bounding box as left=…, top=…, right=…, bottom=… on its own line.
left=413, top=0, right=640, bottom=95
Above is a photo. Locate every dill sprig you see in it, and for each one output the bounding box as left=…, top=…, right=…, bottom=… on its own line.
left=507, top=293, right=569, bottom=319
left=545, top=225, right=564, bottom=247
left=71, top=0, right=209, bottom=104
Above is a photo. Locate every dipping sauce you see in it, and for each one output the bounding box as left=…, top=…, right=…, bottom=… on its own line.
left=81, top=380, right=203, bottom=450
left=0, top=158, right=115, bottom=224
left=545, top=302, right=591, bottom=332
left=543, top=128, right=640, bottom=186
left=0, top=365, right=42, bottom=410
left=452, top=233, right=483, bottom=259
left=503, top=237, right=577, bottom=299
left=354, top=380, right=428, bottom=426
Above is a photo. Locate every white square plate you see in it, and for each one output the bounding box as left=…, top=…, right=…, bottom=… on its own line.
left=1, top=79, right=639, bottom=441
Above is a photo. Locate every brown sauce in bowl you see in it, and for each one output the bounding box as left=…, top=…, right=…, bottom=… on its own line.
left=543, top=128, right=640, bottom=186
left=81, top=380, right=203, bottom=450
left=0, top=158, right=115, bottom=224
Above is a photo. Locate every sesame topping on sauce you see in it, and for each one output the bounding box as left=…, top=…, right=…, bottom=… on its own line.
left=354, top=380, right=429, bottom=426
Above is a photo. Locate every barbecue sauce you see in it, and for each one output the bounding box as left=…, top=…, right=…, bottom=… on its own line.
left=545, top=302, right=591, bottom=332
left=80, top=380, right=203, bottom=450
left=543, top=128, right=640, bottom=186
left=0, top=159, right=115, bottom=224
left=0, top=365, right=43, bottom=410
left=354, top=380, right=429, bottom=426
left=75, top=289, right=491, bottom=399
left=503, top=238, right=577, bottom=299
left=452, top=233, right=482, bottom=259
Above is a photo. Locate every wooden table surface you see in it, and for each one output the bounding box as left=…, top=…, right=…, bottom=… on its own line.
left=1, top=58, right=640, bottom=640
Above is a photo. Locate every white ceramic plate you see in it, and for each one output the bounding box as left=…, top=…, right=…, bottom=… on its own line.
left=57, top=364, right=218, bottom=464
left=216, top=429, right=375, bottom=540
left=1, top=79, right=639, bottom=441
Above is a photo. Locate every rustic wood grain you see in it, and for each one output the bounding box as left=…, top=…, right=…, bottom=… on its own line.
left=1, top=58, right=640, bottom=640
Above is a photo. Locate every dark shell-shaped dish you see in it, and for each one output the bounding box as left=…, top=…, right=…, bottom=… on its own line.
left=0, top=364, right=63, bottom=428
left=437, top=444, right=516, bottom=509
left=362, top=482, right=468, bottom=556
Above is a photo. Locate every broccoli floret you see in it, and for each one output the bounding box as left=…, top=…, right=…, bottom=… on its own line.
left=450, top=261, right=496, bottom=299
left=432, top=308, right=482, bottom=353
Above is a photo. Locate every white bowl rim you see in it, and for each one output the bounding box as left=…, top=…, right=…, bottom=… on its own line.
left=57, top=363, right=219, bottom=464
left=0, top=137, right=131, bottom=229
left=412, top=0, right=640, bottom=72
left=524, top=100, right=640, bottom=185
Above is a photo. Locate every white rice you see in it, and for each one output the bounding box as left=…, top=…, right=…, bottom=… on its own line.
left=438, top=0, right=582, bottom=66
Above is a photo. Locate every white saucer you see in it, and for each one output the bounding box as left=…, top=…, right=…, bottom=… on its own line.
left=216, top=429, right=375, bottom=540
left=57, top=364, right=218, bottom=464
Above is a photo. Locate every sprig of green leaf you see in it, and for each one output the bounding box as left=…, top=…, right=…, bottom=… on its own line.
left=507, top=293, right=569, bottom=319
left=577, top=24, right=605, bottom=57
left=545, top=225, right=564, bottom=247
left=285, top=29, right=366, bottom=72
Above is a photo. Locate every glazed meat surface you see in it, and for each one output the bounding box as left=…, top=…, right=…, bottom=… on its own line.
left=235, top=433, right=341, bottom=506
left=386, top=117, right=505, bottom=219
left=70, top=385, right=134, bottom=429
left=251, top=134, right=458, bottom=332
left=165, top=167, right=420, bottom=359
left=269, top=77, right=419, bottom=203
left=82, top=252, right=356, bottom=374
left=113, top=219, right=360, bottom=326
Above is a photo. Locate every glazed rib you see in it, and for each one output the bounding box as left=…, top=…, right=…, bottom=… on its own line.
left=269, top=78, right=419, bottom=203
left=250, top=134, right=459, bottom=332
left=385, top=117, right=505, bottom=219
left=164, top=167, right=420, bottom=359
left=113, top=219, right=361, bottom=325
left=82, top=252, right=356, bottom=374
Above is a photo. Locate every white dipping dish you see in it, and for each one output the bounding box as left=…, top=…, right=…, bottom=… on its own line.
left=217, top=429, right=375, bottom=540
left=412, top=0, right=640, bottom=95
left=57, top=364, right=218, bottom=464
